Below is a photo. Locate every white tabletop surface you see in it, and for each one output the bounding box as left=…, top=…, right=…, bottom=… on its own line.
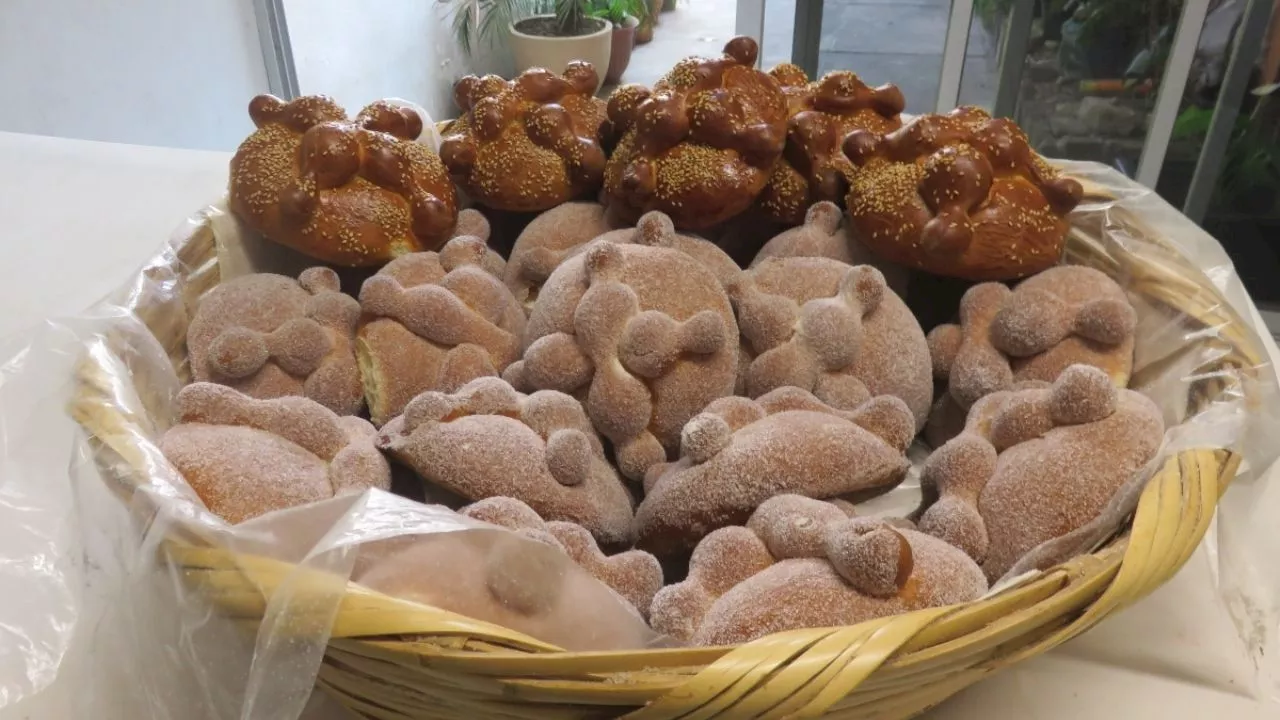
left=0, top=130, right=1276, bottom=719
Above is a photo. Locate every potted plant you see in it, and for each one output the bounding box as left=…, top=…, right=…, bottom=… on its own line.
left=637, top=0, right=662, bottom=44
left=448, top=0, right=613, bottom=91
left=591, top=0, right=649, bottom=84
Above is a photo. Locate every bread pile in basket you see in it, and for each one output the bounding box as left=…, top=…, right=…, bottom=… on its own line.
left=172, top=37, right=1172, bottom=651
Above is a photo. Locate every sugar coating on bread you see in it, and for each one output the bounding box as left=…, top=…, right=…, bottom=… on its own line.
left=650, top=496, right=986, bottom=644
left=756, top=67, right=904, bottom=224
left=504, top=202, right=617, bottom=311
left=354, top=528, right=652, bottom=651
left=918, top=365, right=1164, bottom=581
left=230, top=95, right=458, bottom=266
left=926, top=267, right=1136, bottom=447
left=188, top=267, right=364, bottom=416
left=732, top=256, right=931, bottom=429
left=505, top=240, right=739, bottom=481
left=440, top=64, right=607, bottom=212
left=450, top=208, right=507, bottom=277
left=604, top=37, right=789, bottom=229
left=751, top=201, right=879, bottom=268
left=357, top=236, right=526, bottom=426
left=843, top=106, right=1083, bottom=281
left=460, top=497, right=662, bottom=617
left=992, top=266, right=1137, bottom=386
left=635, top=387, right=913, bottom=555
left=377, top=377, right=636, bottom=546
left=159, top=383, right=390, bottom=524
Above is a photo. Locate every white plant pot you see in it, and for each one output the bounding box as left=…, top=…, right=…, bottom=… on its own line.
left=509, top=15, right=612, bottom=93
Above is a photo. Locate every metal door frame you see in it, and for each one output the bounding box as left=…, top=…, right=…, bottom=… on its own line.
left=735, top=0, right=1270, bottom=224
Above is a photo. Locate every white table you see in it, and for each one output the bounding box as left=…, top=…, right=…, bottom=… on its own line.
left=0, top=131, right=1275, bottom=719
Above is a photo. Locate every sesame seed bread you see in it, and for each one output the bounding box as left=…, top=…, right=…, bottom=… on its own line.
left=755, top=65, right=905, bottom=225
left=229, top=95, right=459, bottom=266
left=603, top=37, right=789, bottom=230
left=439, top=63, right=608, bottom=212
left=843, top=106, right=1084, bottom=281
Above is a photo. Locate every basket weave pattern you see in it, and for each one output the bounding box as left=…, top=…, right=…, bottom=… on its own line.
left=69, top=181, right=1264, bottom=719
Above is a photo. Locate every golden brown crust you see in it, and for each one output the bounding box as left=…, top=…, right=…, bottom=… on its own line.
left=603, top=37, right=789, bottom=230
left=440, top=63, right=608, bottom=212
left=756, top=66, right=904, bottom=225
left=229, top=95, right=458, bottom=266
left=158, top=383, right=390, bottom=524
left=843, top=106, right=1084, bottom=281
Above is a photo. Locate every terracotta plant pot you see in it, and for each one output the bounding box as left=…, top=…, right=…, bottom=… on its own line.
left=509, top=15, right=612, bottom=92
left=636, top=17, right=655, bottom=44
left=605, top=16, right=639, bottom=84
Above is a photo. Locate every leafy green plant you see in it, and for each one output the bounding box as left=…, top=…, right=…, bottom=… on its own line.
left=1172, top=87, right=1280, bottom=215
left=589, top=0, right=649, bottom=26
left=445, top=0, right=601, bottom=55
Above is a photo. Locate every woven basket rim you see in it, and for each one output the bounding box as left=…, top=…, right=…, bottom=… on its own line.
left=66, top=170, right=1265, bottom=719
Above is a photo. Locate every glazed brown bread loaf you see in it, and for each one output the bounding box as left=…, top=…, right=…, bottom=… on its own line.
left=843, top=106, right=1084, bottom=281
left=756, top=65, right=904, bottom=225
left=229, top=95, right=458, bottom=266
left=604, top=37, right=789, bottom=229
left=439, top=63, right=608, bottom=212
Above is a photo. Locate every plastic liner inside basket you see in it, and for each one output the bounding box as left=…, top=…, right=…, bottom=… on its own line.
left=837, top=158, right=1280, bottom=590
left=1, top=159, right=1278, bottom=718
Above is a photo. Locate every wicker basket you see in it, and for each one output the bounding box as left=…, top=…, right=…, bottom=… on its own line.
left=68, top=171, right=1266, bottom=719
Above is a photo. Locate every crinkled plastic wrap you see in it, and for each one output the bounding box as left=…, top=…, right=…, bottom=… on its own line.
left=1, top=160, right=1278, bottom=718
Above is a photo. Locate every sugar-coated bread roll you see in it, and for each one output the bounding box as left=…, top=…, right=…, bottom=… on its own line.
left=604, top=37, right=788, bottom=230
left=504, top=239, right=739, bottom=482
left=460, top=497, right=662, bottom=617
left=230, top=95, right=458, bottom=266
left=918, top=365, right=1163, bottom=581
left=843, top=106, right=1083, bottom=281
left=355, top=528, right=653, bottom=651
left=650, top=497, right=986, bottom=645
left=187, top=267, right=363, bottom=416
left=924, top=266, right=1136, bottom=447
left=732, top=256, right=931, bottom=429
left=159, top=383, right=390, bottom=524
left=636, top=387, right=914, bottom=555
left=440, top=64, right=608, bottom=212
left=356, top=236, right=525, bottom=426
left=377, top=377, right=636, bottom=547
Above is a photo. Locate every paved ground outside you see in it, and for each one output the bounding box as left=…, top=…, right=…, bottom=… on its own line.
left=619, top=0, right=998, bottom=114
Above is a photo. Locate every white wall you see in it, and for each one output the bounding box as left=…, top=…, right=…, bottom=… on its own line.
left=283, top=0, right=510, bottom=124
left=0, top=0, right=269, bottom=150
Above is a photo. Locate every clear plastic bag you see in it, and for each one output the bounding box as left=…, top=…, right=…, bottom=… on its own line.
left=1, top=160, right=1278, bottom=718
